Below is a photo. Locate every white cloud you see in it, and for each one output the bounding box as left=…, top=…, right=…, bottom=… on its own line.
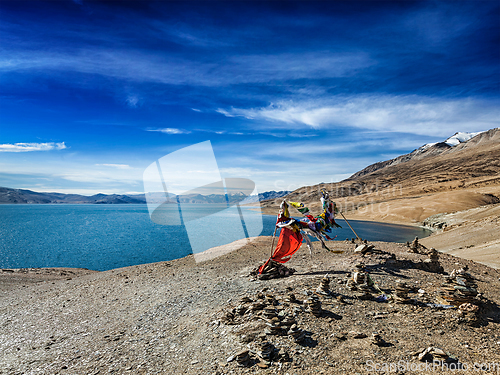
left=217, top=96, right=500, bottom=136
left=0, top=142, right=67, bottom=152
left=95, top=163, right=131, bottom=169
left=147, top=128, right=191, bottom=135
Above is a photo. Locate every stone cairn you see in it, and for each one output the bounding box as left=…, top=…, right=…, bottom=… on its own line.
left=264, top=318, right=282, bottom=335
left=349, top=264, right=373, bottom=300
left=371, top=333, right=387, bottom=346
left=284, top=293, right=299, bottom=304
left=316, top=276, right=331, bottom=295
left=420, top=248, right=444, bottom=273
left=280, top=313, right=297, bottom=328
left=261, top=307, right=277, bottom=320
left=304, top=295, right=322, bottom=317
left=416, top=347, right=453, bottom=364
left=347, top=263, right=364, bottom=290
left=235, top=349, right=252, bottom=367
left=265, top=294, right=278, bottom=306
left=255, top=260, right=296, bottom=280
left=288, top=324, right=306, bottom=343
left=457, top=303, right=480, bottom=326
left=235, top=304, right=247, bottom=315
left=257, top=341, right=274, bottom=364
left=438, top=267, right=478, bottom=306
left=408, top=236, right=427, bottom=253
left=392, top=281, right=412, bottom=303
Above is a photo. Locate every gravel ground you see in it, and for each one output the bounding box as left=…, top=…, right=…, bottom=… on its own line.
left=1, top=237, right=500, bottom=375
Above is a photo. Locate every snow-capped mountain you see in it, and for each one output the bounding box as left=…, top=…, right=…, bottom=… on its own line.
left=420, top=131, right=486, bottom=150
left=348, top=130, right=489, bottom=180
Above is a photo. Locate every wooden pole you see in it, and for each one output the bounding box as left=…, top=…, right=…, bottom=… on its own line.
left=269, top=214, right=279, bottom=258
left=340, top=211, right=362, bottom=240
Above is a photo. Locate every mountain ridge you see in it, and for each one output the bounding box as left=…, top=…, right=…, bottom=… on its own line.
left=348, top=130, right=490, bottom=180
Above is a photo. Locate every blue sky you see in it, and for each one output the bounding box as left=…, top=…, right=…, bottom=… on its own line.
left=0, top=0, right=499, bottom=195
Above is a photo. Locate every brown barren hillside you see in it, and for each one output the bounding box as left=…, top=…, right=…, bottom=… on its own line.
left=260, top=128, right=500, bottom=268
left=262, top=128, right=500, bottom=221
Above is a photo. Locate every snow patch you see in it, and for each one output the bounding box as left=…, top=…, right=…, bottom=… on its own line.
left=419, top=142, right=438, bottom=151
left=444, top=131, right=484, bottom=146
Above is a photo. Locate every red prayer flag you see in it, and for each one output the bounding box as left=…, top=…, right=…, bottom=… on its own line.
left=271, top=228, right=303, bottom=263
left=258, top=227, right=303, bottom=274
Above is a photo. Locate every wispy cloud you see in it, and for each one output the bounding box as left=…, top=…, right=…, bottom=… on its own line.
left=217, top=96, right=500, bottom=137
left=0, top=49, right=373, bottom=88
left=146, top=128, right=191, bottom=135
left=126, top=94, right=140, bottom=108
left=0, top=142, right=67, bottom=152
left=95, top=163, right=131, bottom=169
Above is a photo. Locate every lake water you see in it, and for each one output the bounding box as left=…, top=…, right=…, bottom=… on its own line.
left=0, top=204, right=431, bottom=271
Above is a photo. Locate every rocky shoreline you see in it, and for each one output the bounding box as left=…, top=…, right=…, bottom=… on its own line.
left=1, top=237, right=500, bottom=374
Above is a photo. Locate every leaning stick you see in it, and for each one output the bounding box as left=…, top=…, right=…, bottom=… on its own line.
left=269, top=214, right=279, bottom=258
left=339, top=211, right=362, bottom=240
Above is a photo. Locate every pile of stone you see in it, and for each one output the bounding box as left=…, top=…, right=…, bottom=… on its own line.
left=254, top=260, right=296, bottom=280
left=354, top=243, right=375, bottom=254
left=392, top=281, right=412, bottom=303
left=261, top=307, right=277, bottom=320
left=352, top=263, right=367, bottom=284
left=284, top=293, right=299, bottom=303
left=407, top=237, right=428, bottom=253
left=288, top=324, right=306, bottom=343
left=250, top=301, right=266, bottom=312
left=280, top=313, right=297, bottom=327
left=264, top=319, right=282, bottom=335
left=235, top=349, right=252, bottom=367
left=457, top=303, right=481, bottom=326
left=304, top=295, right=322, bottom=317
left=316, top=276, right=331, bottom=295
left=258, top=341, right=274, bottom=363
left=255, top=341, right=290, bottom=368
left=348, top=263, right=375, bottom=299
left=371, top=333, right=387, bottom=346
left=438, top=268, right=478, bottom=306
left=415, top=347, right=457, bottom=364
left=419, top=248, right=444, bottom=273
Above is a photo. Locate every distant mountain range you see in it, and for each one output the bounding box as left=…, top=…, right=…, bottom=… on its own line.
left=240, top=190, right=290, bottom=204
left=0, top=187, right=147, bottom=204
left=0, top=187, right=290, bottom=205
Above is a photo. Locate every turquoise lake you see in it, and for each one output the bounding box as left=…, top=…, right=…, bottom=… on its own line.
left=0, top=204, right=432, bottom=271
